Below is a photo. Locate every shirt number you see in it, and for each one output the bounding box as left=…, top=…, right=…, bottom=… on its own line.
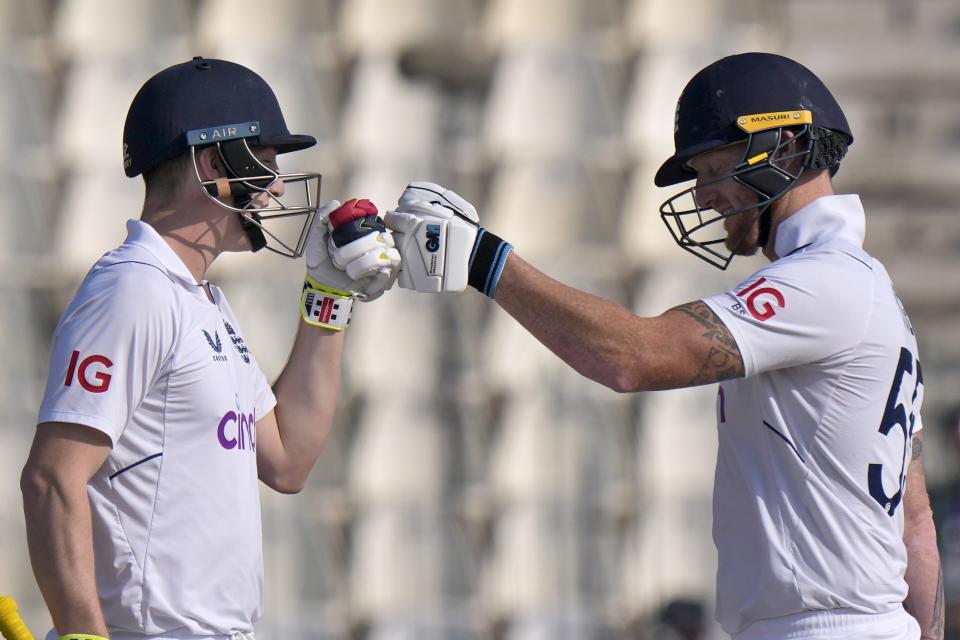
left=868, top=347, right=922, bottom=517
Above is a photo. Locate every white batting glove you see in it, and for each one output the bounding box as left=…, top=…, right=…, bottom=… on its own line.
left=326, top=198, right=401, bottom=298
left=302, top=199, right=401, bottom=330
left=384, top=182, right=512, bottom=296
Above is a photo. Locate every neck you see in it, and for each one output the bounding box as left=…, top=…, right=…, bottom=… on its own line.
left=762, top=170, right=834, bottom=261
left=140, top=200, right=226, bottom=283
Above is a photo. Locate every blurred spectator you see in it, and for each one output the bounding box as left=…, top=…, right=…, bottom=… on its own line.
left=930, top=404, right=960, bottom=640
left=628, top=598, right=706, bottom=640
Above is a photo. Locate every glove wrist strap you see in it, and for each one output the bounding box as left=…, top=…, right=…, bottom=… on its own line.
left=468, top=229, right=513, bottom=298
left=301, top=276, right=353, bottom=331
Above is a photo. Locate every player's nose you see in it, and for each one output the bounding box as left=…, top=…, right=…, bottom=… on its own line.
left=694, top=182, right=717, bottom=211
left=268, top=177, right=286, bottom=198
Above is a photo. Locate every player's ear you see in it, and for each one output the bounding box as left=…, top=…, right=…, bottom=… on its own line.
left=193, top=146, right=227, bottom=181
left=779, top=129, right=799, bottom=152
left=775, top=129, right=805, bottom=171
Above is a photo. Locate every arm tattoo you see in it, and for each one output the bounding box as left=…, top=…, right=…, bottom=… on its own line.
left=912, top=433, right=923, bottom=461
left=670, top=301, right=745, bottom=386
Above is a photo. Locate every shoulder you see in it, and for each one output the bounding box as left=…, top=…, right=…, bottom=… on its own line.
left=737, top=252, right=873, bottom=328
left=86, top=244, right=178, bottom=300
left=773, top=241, right=873, bottom=276
left=92, top=242, right=176, bottom=283
left=747, top=244, right=877, bottom=307
left=702, top=246, right=879, bottom=372
left=61, top=249, right=182, bottom=333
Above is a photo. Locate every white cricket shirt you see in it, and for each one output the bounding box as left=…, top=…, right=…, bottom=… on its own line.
left=38, top=220, right=277, bottom=637
left=702, top=195, right=923, bottom=635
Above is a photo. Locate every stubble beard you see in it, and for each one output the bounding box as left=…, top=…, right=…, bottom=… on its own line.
left=723, top=210, right=761, bottom=256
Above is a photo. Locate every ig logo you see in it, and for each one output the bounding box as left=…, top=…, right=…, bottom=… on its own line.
left=64, top=350, right=113, bottom=393
left=424, top=224, right=441, bottom=252
left=736, top=277, right=785, bottom=321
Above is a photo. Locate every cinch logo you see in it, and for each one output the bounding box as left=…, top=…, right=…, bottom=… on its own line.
left=217, top=408, right=256, bottom=452
left=64, top=350, right=113, bottom=393
left=736, top=277, right=785, bottom=321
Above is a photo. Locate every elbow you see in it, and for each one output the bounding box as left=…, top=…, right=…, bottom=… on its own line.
left=274, top=481, right=306, bottom=495
left=20, top=463, right=51, bottom=505
left=605, top=363, right=651, bottom=394
left=603, top=347, right=688, bottom=393
left=903, top=508, right=936, bottom=543
left=262, top=470, right=307, bottom=495
left=20, top=463, right=65, bottom=517
left=903, top=493, right=936, bottom=536
left=608, top=374, right=641, bottom=394
left=607, top=348, right=663, bottom=392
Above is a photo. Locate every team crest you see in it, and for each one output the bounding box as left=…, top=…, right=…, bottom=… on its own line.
left=223, top=320, right=251, bottom=364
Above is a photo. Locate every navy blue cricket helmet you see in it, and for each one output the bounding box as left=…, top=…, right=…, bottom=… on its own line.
left=123, top=57, right=322, bottom=258
left=656, top=52, right=853, bottom=269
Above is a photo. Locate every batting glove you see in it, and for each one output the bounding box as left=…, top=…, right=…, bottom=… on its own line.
left=384, top=182, right=512, bottom=297
left=302, top=199, right=401, bottom=330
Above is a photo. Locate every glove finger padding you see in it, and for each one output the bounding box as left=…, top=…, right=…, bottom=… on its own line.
left=385, top=197, right=478, bottom=293
left=398, top=182, right=480, bottom=224
left=327, top=199, right=401, bottom=301
left=382, top=210, right=421, bottom=234
left=305, top=199, right=344, bottom=289
left=330, top=231, right=395, bottom=269
left=388, top=182, right=512, bottom=297
left=305, top=198, right=402, bottom=309
left=382, top=210, right=419, bottom=291
left=360, top=267, right=399, bottom=300
left=339, top=243, right=401, bottom=282
left=329, top=197, right=378, bottom=228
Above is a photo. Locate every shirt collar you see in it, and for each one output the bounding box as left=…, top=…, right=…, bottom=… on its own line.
left=773, top=194, right=866, bottom=258
left=123, top=219, right=199, bottom=286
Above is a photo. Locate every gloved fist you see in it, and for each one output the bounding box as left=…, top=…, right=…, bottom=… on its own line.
left=327, top=198, right=401, bottom=298
left=385, top=182, right=512, bottom=296
left=302, top=199, right=401, bottom=330
left=305, top=199, right=401, bottom=301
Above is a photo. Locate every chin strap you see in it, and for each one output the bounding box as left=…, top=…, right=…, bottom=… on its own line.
left=239, top=212, right=267, bottom=252
left=202, top=176, right=268, bottom=252
left=212, top=139, right=274, bottom=252
left=221, top=139, right=271, bottom=252
left=756, top=205, right=773, bottom=248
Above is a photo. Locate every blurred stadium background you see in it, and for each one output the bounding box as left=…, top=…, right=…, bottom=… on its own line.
left=2, top=0, right=959, bottom=638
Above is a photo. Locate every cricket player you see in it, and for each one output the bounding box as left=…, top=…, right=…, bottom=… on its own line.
left=20, top=57, right=400, bottom=640
left=384, top=53, right=943, bottom=639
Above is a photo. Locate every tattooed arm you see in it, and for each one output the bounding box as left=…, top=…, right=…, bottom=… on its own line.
left=493, top=253, right=744, bottom=392
left=903, top=430, right=945, bottom=640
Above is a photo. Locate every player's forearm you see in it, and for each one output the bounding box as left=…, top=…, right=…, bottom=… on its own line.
left=903, top=512, right=944, bottom=640
left=21, top=471, right=109, bottom=637
left=493, top=253, right=658, bottom=392
left=269, top=320, right=346, bottom=489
